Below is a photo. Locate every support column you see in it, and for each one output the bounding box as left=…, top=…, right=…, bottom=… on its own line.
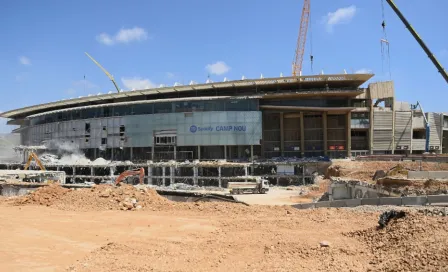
left=347, top=112, right=352, bottom=157
left=170, top=166, right=175, bottom=185
left=250, top=145, right=254, bottom=162
left=302, top=164, right=305, bottom=185
left=151, top=147, right=154, bottom=161
left=323, top=112, right=328, bottom=156
left=90, top=167, right=94, bottom=183
left=280, top=112, right=284, bottom=156
left=174, top=146, right=177, bottom=161
left=193, top=166, right=198, bottom=186
left=162, top=167, right=166, bottom=186
left=72, top=167, right=76, bottom=184
left=392, top=98, right=396, bottom=154
left=224, top=145, right=227, bottom=160
left=148, top=166, right=153, bottom=185
left=111, top=148, right=114, bottom=161
left=300, top=112, right=305, bottom=157
left=369, top=103, right=374, bottom=155
left=93, top=148, right=97, bottom=159
left=130, top=147, right=133, bottom=161
left=218, top=167, right=222, bottom=188
left=197, top=146, right=201, bottom=160
left=109, top=166, right=114, bottom=184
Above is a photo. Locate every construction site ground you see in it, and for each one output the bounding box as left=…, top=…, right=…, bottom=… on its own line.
left=0, top=184, right=447, bottom=271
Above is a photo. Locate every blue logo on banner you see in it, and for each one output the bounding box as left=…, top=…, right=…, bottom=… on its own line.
left=189, top=125, right=197, bottom=133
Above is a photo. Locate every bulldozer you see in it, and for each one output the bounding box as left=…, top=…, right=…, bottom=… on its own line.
left=115, top=168, right=145, bottom=185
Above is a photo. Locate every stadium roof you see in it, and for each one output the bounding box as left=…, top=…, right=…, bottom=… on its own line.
left=1, top=73, right=373, bottom=119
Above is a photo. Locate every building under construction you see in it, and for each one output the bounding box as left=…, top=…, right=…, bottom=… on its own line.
left=2, top=73, right=448, bottom=162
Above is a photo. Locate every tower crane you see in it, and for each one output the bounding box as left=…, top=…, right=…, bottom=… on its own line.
left=385, top=0, right=448, bottom=84
left=84, top=52, right=121, bottom=93
left=292, top=0, right=310, bottom=76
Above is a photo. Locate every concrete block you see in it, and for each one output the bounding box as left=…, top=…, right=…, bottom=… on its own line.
left=407, top=171, right=429, bottom=179
left=314, top=201, right=331, bottom=208
left=330, top=200, right=347, bottom=208
left=402, top=196, right=427, bottom=206
left=427, top=195, right=448, bottom=204
left=301, top=203, right=316, bottom=209
left=361, top=198, right=379, bottom=206
left=429, top=171, right=448, bottom=179
left=379, top=197, right=402, bottom=206
left=345, top=199, right=362, bottom=207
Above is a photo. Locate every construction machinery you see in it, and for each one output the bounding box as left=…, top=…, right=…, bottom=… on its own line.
left=115, top=167, right=145, bottom=185
left=84, top=52, right=121, bottom=93
left=228, top=179, right=270, bottom=195
left=385, top=0, right=448, bottom=84
left=24, top=152, right=46, bottom=171
left=292, top=0, right=310, bottom=76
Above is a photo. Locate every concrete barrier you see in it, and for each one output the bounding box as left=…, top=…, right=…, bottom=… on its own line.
left=427, top=195, right=448, bottom=204
left=330, top=200, right=347, bottom=208
left=402, top=196, right=427, bottom=206
left=361, top=198, right=380, bottom=206
left=314, top=201, right=331, bottom=208
left=345, top=199, right=362, bottom=207
left=379, top=197, right=402, bottom=206
left=408, top=171, right=448, bottom=180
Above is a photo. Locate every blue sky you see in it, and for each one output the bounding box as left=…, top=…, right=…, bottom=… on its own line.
left=0, top=0, right=447, bottom=132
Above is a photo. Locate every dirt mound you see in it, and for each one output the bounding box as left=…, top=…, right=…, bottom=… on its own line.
left=347, top=212, right=448, bottom=271
left=16, top=184, right=70, bottom=206
left=15, top=184, right=172, bottom=211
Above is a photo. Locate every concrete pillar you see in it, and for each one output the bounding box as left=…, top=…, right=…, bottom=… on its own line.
left=347, top=112, right=352, bottom=157
left=72, top=167, right=76, bottom=183
left=197, top=146, right=201, bottom=160
left=302, top=164, right=305, bottom=185
left=224, top=145, right=227, bottom=160
left=109, top=166, right=114, bottom=184
left=250, top=145, right=254, bottom=162
left=300, top=112, right=305, bottom=157
left=148, top=166, right=153, bottom=185
left=162, top=167, right=166, bottom=186
left=111, top=148, right=114, bottom=161
left=193, top=166, right=198, bottom=186
left=280, top=112, right=284, bottom=156
left=174, top=146, right=177, bottom=161
left=170, top=166, right=175, bottom=185
left=151, top=146, right=154, bottom=161
left=392, top=98, right=395, bottom=155
left=218, top=166, right=222, bottom=188
left=94, top=148, right=97, bottom=159
left=323, top=112, right=328, bottom=156
left=90, top=167, right=94, bottom=183
left=130, top=147, right=133, bottom=161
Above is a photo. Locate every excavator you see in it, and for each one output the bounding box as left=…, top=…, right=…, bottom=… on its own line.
left=115, top=167, right=145, bottom=185
left=24, top=152, right=46, bottom=171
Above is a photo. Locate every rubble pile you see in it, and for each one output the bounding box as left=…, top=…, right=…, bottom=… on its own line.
left=347, top=212, right=448, bottom=271
left=15, top=184, right=70, bottom=206
left=15, top=184, right=171, bottom=211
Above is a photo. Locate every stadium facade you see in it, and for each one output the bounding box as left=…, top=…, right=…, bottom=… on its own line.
left=2, top=73, right=448, bottom=162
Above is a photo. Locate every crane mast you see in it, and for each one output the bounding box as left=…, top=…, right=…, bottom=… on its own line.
left=292, top=0, right=310, bottom=76
left=385, top=0, right=448, bottom=84
left=84, top=52, right=121, bottom=93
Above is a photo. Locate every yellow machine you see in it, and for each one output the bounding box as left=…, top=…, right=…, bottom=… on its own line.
left=24, top=152, right=46, bottom=171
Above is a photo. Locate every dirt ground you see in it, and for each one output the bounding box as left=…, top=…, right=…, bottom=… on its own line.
left=1, top=184, right=447, bottom=271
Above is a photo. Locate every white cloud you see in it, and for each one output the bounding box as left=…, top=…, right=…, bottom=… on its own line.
left=19, top=56, right=31, bottom=66
left=355, top=68, right=373, bottom=74
left=205, top=61, right=231, bottom=75
left=96, top=27, right=148, bottom=45
left=121, top=77, right=156, bottom=90
left=323, top=5, right=357, bottom=32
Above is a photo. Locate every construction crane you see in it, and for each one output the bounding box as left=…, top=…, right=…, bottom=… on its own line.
left=385, top=0, right=448, bottom=84
left=292, top=0, right=310, bottom=77
left=411, top=101, right=431, bottom=152
left=84, top=52, right=121, bottom=93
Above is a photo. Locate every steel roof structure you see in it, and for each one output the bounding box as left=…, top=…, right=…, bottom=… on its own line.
left=1, top=73, right=373, bottom=119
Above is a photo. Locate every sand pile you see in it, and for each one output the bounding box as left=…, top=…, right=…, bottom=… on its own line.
left=15, top=184, right=171, bottom=211
left=347, top=212, right=448, bottom=271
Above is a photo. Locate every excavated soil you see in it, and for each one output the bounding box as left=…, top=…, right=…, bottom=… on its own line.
left=2, top=187, right=448, bottom=271
left=347, top=212, right=448, bottom=271
left=329, top=160, right=448, bottom=182
left=14, top=184, right=171, bottom=211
